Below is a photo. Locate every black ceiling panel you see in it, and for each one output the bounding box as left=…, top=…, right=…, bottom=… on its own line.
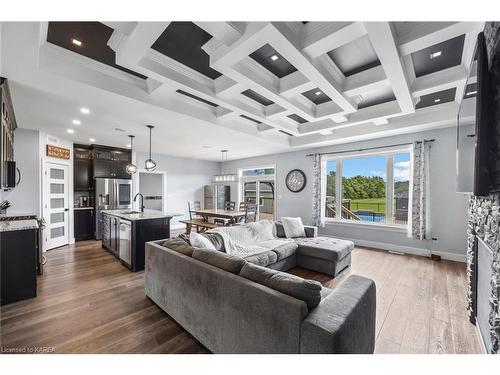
left=287, top=114, right=308, bottom=124
left=464, top=83, right=477, bottom=99
left=301, top=88, right=332, bottom=105
left=47, top=22, right=147, bottom=79
left=411, top=35, right=465, bottom=78
left=279, top=130, right=294, bottom=136
left=416, top=87, right=456, bottom=109
left=152, top=22, right=222, bottom=80
left=240, top=114, right=262, bottom=124
left=241, top=89, right=274, bottom=106
left=176, top=89, right=218, bottom=107
left=249, top=44, right=298, bottom=78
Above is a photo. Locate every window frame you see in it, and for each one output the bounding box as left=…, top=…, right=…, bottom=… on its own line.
left=321, top=145, right=413, bottom=230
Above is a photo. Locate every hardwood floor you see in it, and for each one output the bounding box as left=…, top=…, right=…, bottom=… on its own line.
left=0, top=238, right=483, bottom=354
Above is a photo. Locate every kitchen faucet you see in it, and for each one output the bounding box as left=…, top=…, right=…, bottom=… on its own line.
left=133, top=193, right=145, bottom=213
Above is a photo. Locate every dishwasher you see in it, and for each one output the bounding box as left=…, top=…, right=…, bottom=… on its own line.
left=119, top=219, right=132, bottom=268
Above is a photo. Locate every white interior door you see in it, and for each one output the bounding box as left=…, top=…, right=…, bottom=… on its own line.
left=44, top=163, right=69, bottom=250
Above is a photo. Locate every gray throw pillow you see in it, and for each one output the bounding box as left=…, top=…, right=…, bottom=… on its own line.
left=160, top=238, right=195, bottom=257
left=239, top=262, right=322, bottom=310
left=192, top=248, right=246, bottom=274
left=178, top=233, right=225, bottom=252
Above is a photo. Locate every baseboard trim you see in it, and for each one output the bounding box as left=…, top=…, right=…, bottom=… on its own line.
left=324, top=235, right=466, bottom=263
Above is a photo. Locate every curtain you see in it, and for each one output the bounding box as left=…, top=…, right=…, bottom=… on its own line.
left=312, top=153, right=324, bottom=227
left=410, top=141, right=431, bottom=239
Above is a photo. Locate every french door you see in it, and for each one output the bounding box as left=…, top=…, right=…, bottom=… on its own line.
left=242, top=179, right=275, bottom=221
left=43, top=162, right=69, bottom=250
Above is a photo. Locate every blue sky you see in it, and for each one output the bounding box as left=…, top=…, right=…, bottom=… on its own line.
left=327, top=153, right=410, bottom=182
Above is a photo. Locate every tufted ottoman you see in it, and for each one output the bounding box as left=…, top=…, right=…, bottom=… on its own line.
left=294, top=237, right=353, bottom=277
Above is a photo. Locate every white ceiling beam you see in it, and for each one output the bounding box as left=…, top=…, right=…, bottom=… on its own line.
left=302, top=22, right=367, bottom=59
left=112, top=22, right=170, bottom=65
left=411, top=64, right=467, bottom=97
left=279, top=70, right=316, bottom=96
left=365, top=22, right=414, bottom=113
left=298, top=100, right=402, bottom=135
left=397, top=22, right=485, bottom=56
left=455, top=31, right=480, bottom=101
left=291, top=101, right=458, bottom=147
left=195, top=22, right=245, bottom=46
left=342, top=65, right=388, bottom=97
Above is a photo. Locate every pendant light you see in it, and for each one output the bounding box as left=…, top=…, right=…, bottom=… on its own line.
left=126, top=135, right=137, bottom=175
left=213, top=150, right=237, bottom=182
left=144, top=125, right=157, bottom=172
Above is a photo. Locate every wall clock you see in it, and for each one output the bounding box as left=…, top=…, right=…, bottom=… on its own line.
left=285, top=169, right=307, bottom=192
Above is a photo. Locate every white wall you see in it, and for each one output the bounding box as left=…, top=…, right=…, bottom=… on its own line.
left=1, top=128, right=40, bottom=215
left=134, top=151, right=219, bottom=229
left=223, top=126, right=469, bottom=262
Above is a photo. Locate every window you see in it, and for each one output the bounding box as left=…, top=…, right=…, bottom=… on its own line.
left=323, top=147, right=412, bottom=227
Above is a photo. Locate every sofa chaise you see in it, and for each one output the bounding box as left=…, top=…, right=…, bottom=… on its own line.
left=144, top=221, right=376, bottom=354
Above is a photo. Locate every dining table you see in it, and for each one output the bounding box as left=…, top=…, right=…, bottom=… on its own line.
left=190, top=208, right=246, bottom=224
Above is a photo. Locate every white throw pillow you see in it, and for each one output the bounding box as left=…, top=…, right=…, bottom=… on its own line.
left=281, top=217, right=306, bottom=238
left=190, top=232, right=216, bottom=250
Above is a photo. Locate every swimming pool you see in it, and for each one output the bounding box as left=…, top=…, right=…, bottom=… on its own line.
left=356, top=214, right=385, bottom=222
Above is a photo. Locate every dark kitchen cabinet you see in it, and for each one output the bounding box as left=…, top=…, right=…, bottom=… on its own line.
left=74, top=209, right=94, bottom=241
left=74, top=145, right=93, bottom=191
left=101, top=213, right=119, bottom=256
left=1, top=228, right=37, bottom=305
left=92, top=146, right=131, bottom=179
left=1, top=78, right=18, bottom=190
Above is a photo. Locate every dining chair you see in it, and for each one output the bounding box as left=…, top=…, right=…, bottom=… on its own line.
left=243, top=203, right=258, bottom=223
left=225, top=201, right=236, bottom=211
left=188, top=201, right=201, bottom=220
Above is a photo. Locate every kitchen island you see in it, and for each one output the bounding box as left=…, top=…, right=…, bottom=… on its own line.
left=100, top=210, right=179, bottom=272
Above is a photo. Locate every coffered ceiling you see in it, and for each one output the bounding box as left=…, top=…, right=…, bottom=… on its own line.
left=0, top=21, right=483, bottom=160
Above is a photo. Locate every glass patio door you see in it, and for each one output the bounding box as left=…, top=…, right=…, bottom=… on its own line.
left=44, top=163, right=69, bottom=250
left=242, top=179, right=275, bottom=221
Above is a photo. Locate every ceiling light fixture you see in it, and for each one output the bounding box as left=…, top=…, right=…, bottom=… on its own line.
left=126, top=135, right=137, bottom=175
left=80, top=107, right=90, bottom=114
left=213, top=150, right=237, bottom=183
left=67, top=129, right=75, bottom=134
left=89, top=138, right=96, bottom=143
left=467, top=90, right=477, bottom=95
left=144, top=125, right=157, bottom=172
left=315, top=91, right=322, bottom=96
left=72, top=119, right=81, bottom=125
left=270, top=54, right=279, bottom=61
left=429, top=51, right=442, bottom=59
left=434, top=98, right=441, bottom=103
left=72, top=38, right=82, bottom=47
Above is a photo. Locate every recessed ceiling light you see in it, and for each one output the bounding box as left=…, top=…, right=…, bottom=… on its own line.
left=80, top=107, right=90, bottom=114
left=72, top=38, right=82, bottom=47
left=72, top=119, right=81, bottom=125
left=270, top=54, right=279, bottom=61
left=89, top=138, right=96, bottom=142
left=315, top=91, right=322, bottom=96
left=434, top=98, right=441, bottom=103
left=67, top=129, right=75, bottom=134
left=429, top=51, right=442, bottom=59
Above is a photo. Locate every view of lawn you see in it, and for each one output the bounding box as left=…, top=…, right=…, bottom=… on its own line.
left=344, top=197, right=386, bottom=214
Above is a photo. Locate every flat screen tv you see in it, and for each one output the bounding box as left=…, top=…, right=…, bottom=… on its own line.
left=457, top=32, right=490, bottom=196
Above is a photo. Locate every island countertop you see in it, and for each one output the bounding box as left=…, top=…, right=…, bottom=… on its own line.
left=0, top=219, right=39, bottom=233
left=100, top=209, right=182, bottom=221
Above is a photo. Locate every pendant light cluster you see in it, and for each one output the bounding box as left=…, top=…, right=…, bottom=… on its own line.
left=144, top=125, right=157, bottom=172
left=125, top=125, right=157, bottom=175
left=125, top=135, right=137, bottom=175
left=213, top=150, right=237, bottom=182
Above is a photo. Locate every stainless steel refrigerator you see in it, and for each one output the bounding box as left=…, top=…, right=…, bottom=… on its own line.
left=204, top=185, right=230, bottom=209
left=95, top=178, right=132, bottom=239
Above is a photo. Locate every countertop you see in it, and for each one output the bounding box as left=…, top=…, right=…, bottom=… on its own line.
left=101, top=209, right=181, bottom=221
left=0, top=219, right=39, bottom=233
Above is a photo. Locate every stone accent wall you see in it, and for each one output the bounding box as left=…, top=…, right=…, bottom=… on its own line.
left=467, top=194, right=500, bottom=353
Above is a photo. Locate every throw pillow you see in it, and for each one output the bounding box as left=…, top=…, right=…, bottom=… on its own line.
left=239, top=262, right=322, bottom=310
left=281, top=217, right=306, bottom=238
left=190, top=232, right=216, bottom=250
left=159, top=238, right=195, bottom=257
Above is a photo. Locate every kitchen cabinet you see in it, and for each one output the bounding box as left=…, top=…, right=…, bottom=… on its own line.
left=101, top=213, right=120, bottom=256
left=74, top=209, right=94, bottom=241
left=1, top=228, right=37, bottom=305
left=0, top=78, right=18, bottom=190
left=74, top=145, right=93, bottom=191
left=93, top=146, right=131, bottom=179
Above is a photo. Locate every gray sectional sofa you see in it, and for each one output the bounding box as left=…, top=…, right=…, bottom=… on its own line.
left=144, top=221, right=376, bottom=354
